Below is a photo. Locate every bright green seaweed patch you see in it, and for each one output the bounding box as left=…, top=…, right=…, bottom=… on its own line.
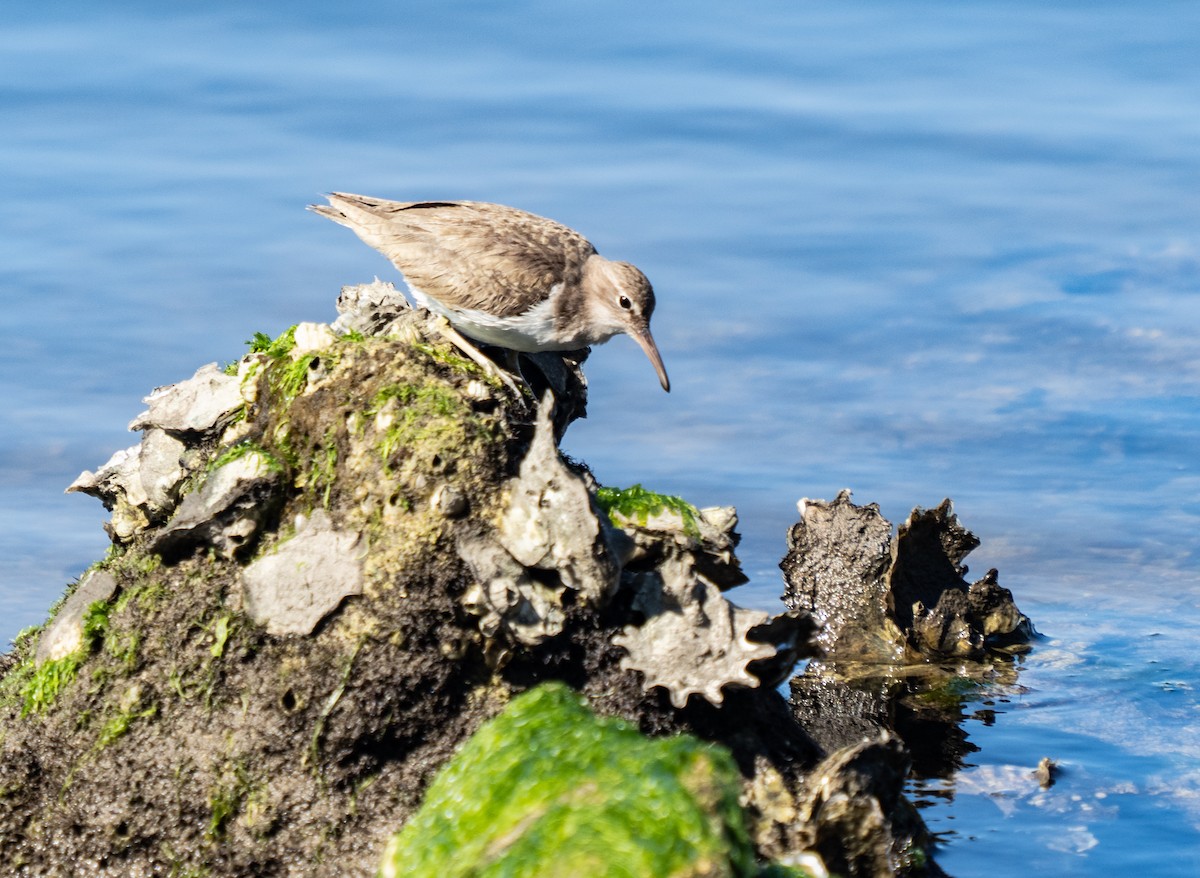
left=378, top=682, right=800, bottom=878
left=595, top=483, right=703, bottom=539
left=16, top=652, right=84, bottom=717
left=13, top=597, right=117, bottom=716
left=247, top=328, right=298, bottom=361
left=238, top=326, right=328, bottom=401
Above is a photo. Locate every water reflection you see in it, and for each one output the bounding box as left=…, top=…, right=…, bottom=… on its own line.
left=791, top=655, right=1031, bottom=831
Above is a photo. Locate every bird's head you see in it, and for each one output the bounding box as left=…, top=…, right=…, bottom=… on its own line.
left=587, top=259, right=670, bottom=392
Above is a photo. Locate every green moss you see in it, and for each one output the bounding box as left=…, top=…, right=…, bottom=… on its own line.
left=13, top=595, right=125, bottom=716
left=97, top=701, right=157, bottom=749
left=208, top=615, right=233, bottom=659
left=8, top=624, right=42, bottom=655
left=595, top=483, right=703, bottom=539
left=17, top=653, right=84, bottom=717
left=207, top=441, right=285, bottom=476
left=308, top=639, right=365, bottom=769
left=378, top=682, right=760, bottom=878
left=247, top=328, right=297, bottom=361
left=277, top=352, right=319, bottom=401
left=370, top=380, right=496, bottom=473
left=305, top=426, right=340, bottom=509
left=239, top=325, right=338, bottom=403
left=207, top=764, right=252, bottom=840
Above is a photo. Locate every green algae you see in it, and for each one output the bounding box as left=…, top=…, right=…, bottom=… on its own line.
left=378, top=682, right=794, bottom=878
left=370, top=379, right=497, bottom=472
left=12, top=596, right=123, bottom=717
left=247, top=328, right=298, bottom=361
left=305, top=426, right=340, bottom=509
left=206, top=441, right=285, bottom=476
left=595, top=483, right=703, bottom=539
left=15, top=652, right=84, bottom=717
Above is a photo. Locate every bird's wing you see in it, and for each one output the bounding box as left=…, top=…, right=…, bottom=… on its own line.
left=313, top=194, right=596, bottom=318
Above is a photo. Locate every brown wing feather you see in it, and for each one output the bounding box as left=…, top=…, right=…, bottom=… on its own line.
left=320, top=194, right=597, bottom=317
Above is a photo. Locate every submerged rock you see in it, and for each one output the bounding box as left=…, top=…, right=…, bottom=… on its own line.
left=793, top=734, right=932, bottom=878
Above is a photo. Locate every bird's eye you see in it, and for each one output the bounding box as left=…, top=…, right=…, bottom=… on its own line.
left=618, top=295, right=632, bottom=310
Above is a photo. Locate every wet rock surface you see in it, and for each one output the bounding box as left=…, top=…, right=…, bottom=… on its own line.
left=0, top=283, right=1033, bottom=877
left=781, top=490, right=1032, bottom=662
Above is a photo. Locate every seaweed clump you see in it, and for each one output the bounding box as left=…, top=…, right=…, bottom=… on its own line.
left=380, top=683, right=815, bottom=878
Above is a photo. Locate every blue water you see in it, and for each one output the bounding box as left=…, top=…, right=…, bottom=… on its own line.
left=2, top=2, right=1198, bottom=872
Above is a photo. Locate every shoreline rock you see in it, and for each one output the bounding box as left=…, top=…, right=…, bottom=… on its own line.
left=0, top=282, right=1030, bottom=876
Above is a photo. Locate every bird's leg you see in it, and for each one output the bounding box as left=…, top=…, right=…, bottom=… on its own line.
left=429, top=316, right=526, bottom=398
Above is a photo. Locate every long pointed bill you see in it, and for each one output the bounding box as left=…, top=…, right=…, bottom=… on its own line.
left=632, top=328, right=670, bottom=392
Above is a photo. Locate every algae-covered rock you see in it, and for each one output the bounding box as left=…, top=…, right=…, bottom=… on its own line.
left=0, top=292, right=840, bottom=876
left=378, top=682, right=808, bottom=878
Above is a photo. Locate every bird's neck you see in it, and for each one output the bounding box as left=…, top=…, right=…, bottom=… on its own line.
left=551, top=256, right=621, bottom=347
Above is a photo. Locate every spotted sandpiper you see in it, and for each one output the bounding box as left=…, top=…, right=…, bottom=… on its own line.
left=309, top=193, right=670, bottom=392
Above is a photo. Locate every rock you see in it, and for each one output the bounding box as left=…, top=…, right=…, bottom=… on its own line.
left=614, top=548, right=816, bottom=709
left=1034, top=756, right=1058, bottom=789
left=331, top=279, right=411, bottom=337
left=611, top=498, right=749, bottom=591
left=458, top=396, right=625, bottom=657
left=794, top=734, right=934, bottom=878
left=35, top=569, right=119, bottom=664
left=291, top=321, right=338, bottom=355
left=128, top=362, right=244, bottom=436
left=66, top=428, right=187, bottom=541
left=459, top=536, right=568, bottom=651
left=891, top=502, right=1033, bottom=657
left=781, top=490, right=1033, bottom=661
left=6, top=313, right=951, bottom=876
left=148, top=449, right=281, bottom=558
left=780, top=490, right=899, bottom=659
left=242, top=509, right=363, bottom=636
left=497, top=394, right=623, bottom=602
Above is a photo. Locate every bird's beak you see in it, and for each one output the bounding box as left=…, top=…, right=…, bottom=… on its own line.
left=632, top=328, right=670, bottom=392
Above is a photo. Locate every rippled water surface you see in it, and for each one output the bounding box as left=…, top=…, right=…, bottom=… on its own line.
left=3, top=2, right=1199, bottom=872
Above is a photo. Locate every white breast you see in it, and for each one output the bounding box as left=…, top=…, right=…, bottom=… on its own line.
left=408, top=283, right=605, bottom=352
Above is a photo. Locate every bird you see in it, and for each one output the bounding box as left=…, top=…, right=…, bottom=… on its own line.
left=309, top=193, right=669, bottom=392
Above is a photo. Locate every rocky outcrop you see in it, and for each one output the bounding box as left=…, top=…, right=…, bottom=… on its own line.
left=6, top=282, right=919, bottom=877
left=1, top=280, right=1039, bottom=877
